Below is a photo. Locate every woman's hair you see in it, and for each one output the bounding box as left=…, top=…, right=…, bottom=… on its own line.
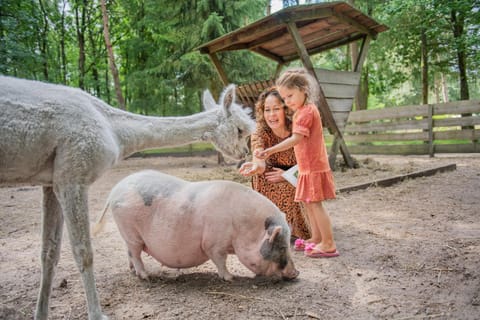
left=275, top=67, right=319, bottom=104
left=255, top=86, right=292, bottom=132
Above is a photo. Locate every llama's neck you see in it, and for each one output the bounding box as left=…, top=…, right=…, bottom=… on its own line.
left=109, top=109, right=219, bottom=159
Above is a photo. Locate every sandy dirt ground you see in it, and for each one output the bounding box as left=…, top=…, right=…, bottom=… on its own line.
left=1, top=153, right=479, bottom=320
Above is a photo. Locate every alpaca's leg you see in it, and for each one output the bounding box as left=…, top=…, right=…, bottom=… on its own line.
left=36, top=187, right=64, bottom=320
left=55, top=183, right=108, bottom=320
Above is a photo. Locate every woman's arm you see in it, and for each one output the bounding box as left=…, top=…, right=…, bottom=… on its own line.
left=238, top=148, right=267, bottom=176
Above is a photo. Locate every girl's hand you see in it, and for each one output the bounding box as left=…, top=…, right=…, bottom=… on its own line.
left=254, top=149, right=270, bottom=160
left=238, top=162, right=259, bottom=176
left=265, top=167, right=286, bottom=183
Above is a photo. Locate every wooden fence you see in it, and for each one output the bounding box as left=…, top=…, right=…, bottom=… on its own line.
left=327, top=100, right=480, bottom=156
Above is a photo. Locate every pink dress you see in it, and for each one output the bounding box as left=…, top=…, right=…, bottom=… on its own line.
left=292, top=103, right=336, bottom=202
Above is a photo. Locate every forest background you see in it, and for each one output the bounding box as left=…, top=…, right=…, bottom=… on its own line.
left=1, top=0, right=479, bottom=117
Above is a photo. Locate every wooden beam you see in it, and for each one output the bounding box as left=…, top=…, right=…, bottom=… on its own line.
left=251, top=47, right=285, bottom=64
left=274, top=63, right=284, bottom=79
left=353, top=36, right=371, bottom=73
left=286, top=21, right=354, bottom=169
left=208, top=53, right=229, bottom=86
left=282, top=33, right=367, bottom=63
left=337, top=164, right=457, bottom=193
left=332, top=10, right=377, bottom=39
left=278, top=7, right=333, bottom=24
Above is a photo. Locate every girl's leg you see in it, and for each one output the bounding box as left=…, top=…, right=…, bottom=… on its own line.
left=305, top=201, right=336, bottom=252
left=302, top=201, right=322, bottom=244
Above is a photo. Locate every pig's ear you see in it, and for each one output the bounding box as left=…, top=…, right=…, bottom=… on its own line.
left=269, top=226, right=282, bottom=243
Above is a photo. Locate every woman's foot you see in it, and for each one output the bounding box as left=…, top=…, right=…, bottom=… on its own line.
left=293, top=238, right=307, bottom=251
left=293, top=238, right=316, bottom=251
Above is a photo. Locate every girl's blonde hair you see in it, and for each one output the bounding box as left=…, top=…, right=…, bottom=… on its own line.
left=275, top=67, right=319, bottom=104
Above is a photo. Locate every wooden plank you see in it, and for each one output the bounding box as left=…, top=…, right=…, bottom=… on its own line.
left=345, top=131, right=428, bottom=142
left=434, top=143, right=479, bottom=153
left=337, top=164, right=457, bottom=193
left=347, top=144, right=429, bottom=155
left=348, top=105, right=428, bottom=123
left=315, top=68, right=361, bottom=85
left=345, top=119, right=430, bottom=133
left=433, top=100, right=480, bottom=115
left=320, top=83, right=359, bottom=99
left=434, top=116, right=480, bottom=128
left=327, top=98, right=354, bottom=112
left=434, top=129, right=480, bottom=141
left=347, top=143, right=480, bottom=154
left=345, top=129, right=480, bottom=143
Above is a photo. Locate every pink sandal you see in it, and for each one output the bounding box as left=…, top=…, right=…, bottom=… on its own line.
left=304, top=243, right=339, bottom=258
left=293, top=238, right=307, bottom=251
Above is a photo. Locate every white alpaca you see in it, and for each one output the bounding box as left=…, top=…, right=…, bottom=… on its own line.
left=0, top=76, right=255, bottom=320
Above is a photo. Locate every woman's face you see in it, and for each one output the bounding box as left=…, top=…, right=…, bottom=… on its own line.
left=263, top=94, right=286, bottom=131
left=278, top=86, right=306, bottom=111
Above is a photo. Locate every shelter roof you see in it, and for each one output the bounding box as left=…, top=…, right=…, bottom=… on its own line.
left=197, top=1, right=387, bottom=64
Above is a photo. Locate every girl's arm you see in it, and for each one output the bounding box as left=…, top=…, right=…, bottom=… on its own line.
left=255, top=133, right=303, bottom=159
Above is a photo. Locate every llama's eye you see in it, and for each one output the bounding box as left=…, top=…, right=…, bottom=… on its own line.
left=238, top=128, right=243, bottom=138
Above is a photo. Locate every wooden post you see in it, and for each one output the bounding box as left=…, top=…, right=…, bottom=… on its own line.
left=428, top=104, right=434, bottom=157
left=331, top=36, right=371, bottom=165
left=207, top=52, right=229, bottom=165
left=208, top=53, right=229, bottom=86
left=286, top=21, right=354, bottom=169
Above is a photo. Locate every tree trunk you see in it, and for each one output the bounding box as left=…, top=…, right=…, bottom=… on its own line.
left=348, top=0, right=368, bottom=110
left=451, top=8, right=472, bottom=132
left=38, top=0, right=49, bottom=80
left=75, top=1, right=86, bottom=89
left=100, top=0, right=126, bottom=110
left=87, top=6, right=101, bottom=96
left=421, top=27, right=428, bottom=104
left=451, top=9, right=469, bottom=100
left=59, top=0, right=67, bottom=84
left=440, top=71, right=449, bottom=103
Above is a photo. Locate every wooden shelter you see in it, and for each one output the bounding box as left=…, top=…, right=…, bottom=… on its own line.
left=197, top=1, right=387, bottom=168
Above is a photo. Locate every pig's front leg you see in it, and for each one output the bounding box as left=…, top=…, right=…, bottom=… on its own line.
left=209, top=251, right=234, bottom=281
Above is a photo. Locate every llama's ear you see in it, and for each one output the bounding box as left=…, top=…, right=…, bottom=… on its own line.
left=220, top=84, right=236, bottom=116
left=202, top=89, right=217, bottom=111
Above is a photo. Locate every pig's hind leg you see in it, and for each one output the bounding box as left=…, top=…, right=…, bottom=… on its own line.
left=126, top=243, right=149, bottom=280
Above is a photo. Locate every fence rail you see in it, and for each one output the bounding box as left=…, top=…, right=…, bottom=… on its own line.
left=326, top=100, right=480, bottom=155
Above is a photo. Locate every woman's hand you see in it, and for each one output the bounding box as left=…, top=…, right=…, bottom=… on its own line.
left=265, top=167, right=286, bottom=183
left=238, top=162, right=259, bottom=176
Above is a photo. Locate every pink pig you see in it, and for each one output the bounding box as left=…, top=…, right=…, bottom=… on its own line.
left=93, top=170, right=299, bottom=281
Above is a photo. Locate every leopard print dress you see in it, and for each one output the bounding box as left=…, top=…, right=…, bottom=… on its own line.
left=251, top=129, right=311, bottom=240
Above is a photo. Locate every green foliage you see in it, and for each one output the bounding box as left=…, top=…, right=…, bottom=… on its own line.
left=0, top=0, right=478, bottom=114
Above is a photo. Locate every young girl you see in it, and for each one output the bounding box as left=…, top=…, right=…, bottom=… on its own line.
left=255, top=68, right=339, bottom=258
left=238, top=87, right=311, bottom=241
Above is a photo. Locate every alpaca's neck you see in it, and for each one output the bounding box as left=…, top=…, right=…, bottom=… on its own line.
left=109, top=109, right=219, bottom=159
